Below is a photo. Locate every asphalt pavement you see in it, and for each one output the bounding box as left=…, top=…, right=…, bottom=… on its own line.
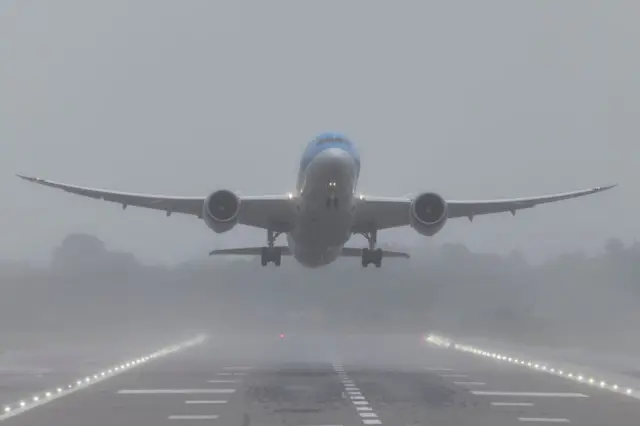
left=1, top=333, right=640, bottom=425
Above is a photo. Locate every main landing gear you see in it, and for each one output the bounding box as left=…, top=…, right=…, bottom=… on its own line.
left=360, top=230, right=382, bottom=268
left=261, top=230, right=282, bottom=267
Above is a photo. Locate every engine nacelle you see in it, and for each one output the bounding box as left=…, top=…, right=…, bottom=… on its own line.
left=202, top=189, right=240, bottom=233
left=409, top=192, right=448, bottom=236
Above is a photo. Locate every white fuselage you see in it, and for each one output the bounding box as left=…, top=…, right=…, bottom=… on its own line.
left=287, top=147, right=360, bottom=267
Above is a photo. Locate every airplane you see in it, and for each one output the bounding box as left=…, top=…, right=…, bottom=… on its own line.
left=17, top=132, right=615, bottom=268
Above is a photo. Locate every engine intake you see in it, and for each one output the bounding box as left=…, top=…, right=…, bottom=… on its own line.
left=410, top=192, right=448, bottom=236
left=203, top=189, right=240, bottom=233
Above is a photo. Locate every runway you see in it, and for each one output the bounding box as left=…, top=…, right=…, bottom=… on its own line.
left=1, top=333, right=640, bottom=425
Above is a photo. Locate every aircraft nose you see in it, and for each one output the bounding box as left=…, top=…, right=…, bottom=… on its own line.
left=314, top=147, right=354, bottom=167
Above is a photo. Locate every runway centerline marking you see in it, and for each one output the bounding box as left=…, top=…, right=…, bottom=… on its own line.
left=472, top=391, right=588, bottom=398
left=453, top=381, right=485, bottom=386
left=518, top=418, right=570, bottom=423
left=185, top=400, right=228, bottom=404
left=333, top=364, right=382, bottom=424
left=118, top=389, right=236, bottom=394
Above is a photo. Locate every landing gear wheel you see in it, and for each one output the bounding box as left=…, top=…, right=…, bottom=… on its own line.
left=260, top=230, right=283, bottom=267
left=359, top=230, right=382, bottom=268
left=373, top=248, right=382, bottom=268
left=361, top=248, right=383, bottom=268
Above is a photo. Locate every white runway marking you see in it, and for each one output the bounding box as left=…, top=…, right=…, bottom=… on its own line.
left=472, top=391, right=588, bottom=398
left=332, top=364, right=381, bottom=425
left=217, top=372, right=246, bottom=376
left=491, top=402, right=535, bottom=407
left=440, top=374, right=468, bottom=378
left=168, top=415, right=219, bottom=420
left=185, top=400, right=228, bottom=404
left=0, top=335, right=206, bottom=423
left=360, top=412, right=378, bottom=418
left=518, top=418, right=570, bottom=423
left=206, top=380, right=239, bottom=383
left=118, top=389, right=236, bottom=394
left=453, top=381, right=485, bottom=386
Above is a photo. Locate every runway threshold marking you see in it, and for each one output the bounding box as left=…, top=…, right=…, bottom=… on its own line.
left=472, top=391, right=588, bottom=398
left=118, top=389, right=236, bottom=394
left=518, top=418, right=570, bottom=423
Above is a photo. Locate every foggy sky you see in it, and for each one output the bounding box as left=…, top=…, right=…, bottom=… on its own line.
left=1, top=1, right=638, bottom=265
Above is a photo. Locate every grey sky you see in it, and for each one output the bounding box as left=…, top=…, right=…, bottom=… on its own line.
left=1, top=1, right=638, bottom=265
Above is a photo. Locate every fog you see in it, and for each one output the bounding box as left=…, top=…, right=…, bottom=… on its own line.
left=2, top=1, right=639, bottom=266
left=1, top=233, right=638, bottom=357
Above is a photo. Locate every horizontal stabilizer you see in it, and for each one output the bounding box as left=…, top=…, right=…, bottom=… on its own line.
left=209, top=246, right=409, bottom=258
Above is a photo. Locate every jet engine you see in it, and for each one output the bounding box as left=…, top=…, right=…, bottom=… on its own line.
left=202, top=189, right=241, bottom=233
left=409, top=192, right=448, bottom=236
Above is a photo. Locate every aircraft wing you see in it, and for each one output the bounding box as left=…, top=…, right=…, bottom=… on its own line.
left=16, top=175, right=295, bottom=230
left=210, top=246, right=409, bottom=258
left=352, top=184, right=616, bottom=232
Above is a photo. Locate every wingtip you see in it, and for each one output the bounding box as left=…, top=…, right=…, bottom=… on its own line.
left=16, top=173, right=33, bottom=182
left=598, top=184, right=618, bottom=191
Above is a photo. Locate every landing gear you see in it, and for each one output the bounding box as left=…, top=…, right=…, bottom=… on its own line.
left=261, top=230, right=282, bottom=267
left=359, top=230, right=382, bottom=268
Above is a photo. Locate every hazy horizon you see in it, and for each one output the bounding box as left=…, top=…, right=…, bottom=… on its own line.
left=2, top=1, right=638, bottom=265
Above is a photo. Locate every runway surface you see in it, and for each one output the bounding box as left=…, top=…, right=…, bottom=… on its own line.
left=1, top=333, right=640, bottom=425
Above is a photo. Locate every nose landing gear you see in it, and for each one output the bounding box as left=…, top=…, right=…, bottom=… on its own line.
left=359, top=229, right=382, bottom=268
left=261, top=230, right=282, bottom=267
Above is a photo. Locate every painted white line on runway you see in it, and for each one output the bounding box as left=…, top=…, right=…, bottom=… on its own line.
left=346, top=387, right=359, bottom=391
left=359, top=412, right=378, bottom=418
left=185, top=400, right=228, bottom=404
left=351, top=395, right=365, bottom=400
left=491, top=402, right=534, bottom=406
left=0, top=335, right=207, bottom=423
left=362, top=420, right=381, bottom=425
left=353, top=400, right=369, bottom=405
left=472, top=391, right=588, bottom=398
left=356, top=406, right=373, bottom=411
left=348, top=391, right=363, bottom=395
left=118, top=389, right=236, bottom=394
left=453, top=381, right=485, bottom=386
left=440, top=374, right=468, bottom=378
left=206, top=380, right=239, bottom=383
left=518, top=418, right=569, bottom=423
left=168, top=415, right=219, bottom=420
left=217, top=372, right=246, bottom=376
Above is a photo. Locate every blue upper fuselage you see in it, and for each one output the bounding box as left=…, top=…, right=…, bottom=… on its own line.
left=299, top=132, right=360, bottom=178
